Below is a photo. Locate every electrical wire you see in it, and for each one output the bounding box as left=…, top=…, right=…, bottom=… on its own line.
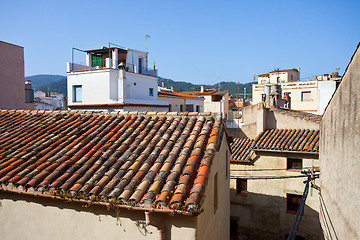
left=230, top=175, right=317, bottom=180
left=230, top=167, right=320, bottom=172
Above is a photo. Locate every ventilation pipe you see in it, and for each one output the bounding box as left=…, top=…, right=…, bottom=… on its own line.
left=145, top=211, right=165, bottom=240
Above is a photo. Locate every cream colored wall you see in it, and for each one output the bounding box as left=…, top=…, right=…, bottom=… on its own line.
left=252, top=81, right=320, bottom=114
left=230, top=152, right=322, bottom=239
left=320, top=45, right=360, bottom=240
left=158, top=95, right=185, bottom=111
left=196, top=136, right=230, bottom=240
left=0, top=192, right=197, bottom=240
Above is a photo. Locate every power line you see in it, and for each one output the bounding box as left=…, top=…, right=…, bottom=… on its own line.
left=230, top=175, right=317, bottom=180
left=287, top=170, right=320, bottom=240
left=230, top=167, right=320, bottom=172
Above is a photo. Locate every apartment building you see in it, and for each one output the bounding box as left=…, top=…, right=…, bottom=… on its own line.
left=67, top=45, right=169, bottom=112
left=253, top=68, right=340, bottom=114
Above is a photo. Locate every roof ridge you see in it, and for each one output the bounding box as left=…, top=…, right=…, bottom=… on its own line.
left=0, top=109, right=223, bottom=118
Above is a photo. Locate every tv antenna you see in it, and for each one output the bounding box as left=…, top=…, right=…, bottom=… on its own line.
left=145, top=34, right=151, bottom=52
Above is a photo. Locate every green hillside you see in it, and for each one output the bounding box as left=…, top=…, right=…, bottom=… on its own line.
left=25, top=74, right=253, bottom=99
left=25, top=75, right=66, bottom=89
left=158, top=77, right=253, bottom=98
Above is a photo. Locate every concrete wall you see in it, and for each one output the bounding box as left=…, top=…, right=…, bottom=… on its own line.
left=0, top=41, right=27, bottom=109
left=241, top=103, right=319, bottom=137
left=319, top=44, right=360, bottom=240
left=230, top=152, right=322, bottom=239
left=67, top=69, right=114, bottom=105
left=0, top=192, right=196, bottom=240
left=196, top=135, right=230, bottom=240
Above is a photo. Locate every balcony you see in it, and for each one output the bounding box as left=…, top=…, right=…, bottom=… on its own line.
left=67, top=61, right=158, bottom=77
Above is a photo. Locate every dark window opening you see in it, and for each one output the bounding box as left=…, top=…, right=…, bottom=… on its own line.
left=236, top=178, right=247, bottom=196
left=285, top=234, right=305, bottom=240
left=185, top=104, right=194, bottom=112
left=212, top=95, right=222, bottom=102
left=230, top=219, right=238, bottom=236
left=149, top=88, right=154, bottom=96
left=196, top=105, right=200, bottom=112
left=287, top=193, right=302, bottom=213
left=287, top=158, right=302, bottom=171
left=180, top=105, right=183, bottom=112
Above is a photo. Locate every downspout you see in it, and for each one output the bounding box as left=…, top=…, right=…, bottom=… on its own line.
left=145, top=211, right=165, bottom=240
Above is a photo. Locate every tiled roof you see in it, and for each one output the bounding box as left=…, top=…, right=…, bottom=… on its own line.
left=158, top=90, right=204, bottom=99
left=181, top=90, right=218, bottom=96
left=269, top=68, right=298, bottom=73
left=258, top=73, right=270, bottom=77
left=271, top=108, right=322, bottom=123
left=230, top=138, right=254, bottom=163
left=253, top=129, right=319, bottom=152
left=0, top=110, right=225, bottom=215
left=231, top=129, right=319, bottom=162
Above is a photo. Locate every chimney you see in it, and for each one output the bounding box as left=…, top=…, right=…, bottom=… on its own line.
left=170, top=86, right=174, bottom=91
left=257, top=103, right=267, bottom=135
left=297, top=67, right=300, bottom=72
left=161, top=82, right=165, bottom=88
left=200, top=85, right=205, bottom=93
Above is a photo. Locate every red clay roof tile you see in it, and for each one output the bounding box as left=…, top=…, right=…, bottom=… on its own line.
left=0, top=110, right=224, bottom=215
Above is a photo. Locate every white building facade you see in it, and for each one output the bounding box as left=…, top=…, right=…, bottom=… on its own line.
left=67, top=46, right=169, bottom=112
left=253, top=68, right=340, bottom=114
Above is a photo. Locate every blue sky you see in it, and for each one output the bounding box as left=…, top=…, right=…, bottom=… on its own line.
left=1, top=0, right=359, bottom=84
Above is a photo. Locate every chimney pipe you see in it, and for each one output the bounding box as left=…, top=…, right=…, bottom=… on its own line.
left=200, top=86, right=205, bottom=93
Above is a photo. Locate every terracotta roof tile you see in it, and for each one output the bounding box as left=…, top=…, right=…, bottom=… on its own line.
left=271, top=108, right=322, bottom=123
left=0, top=110, right=224, bottom=215
left=231, top=129, right=319, bottom=162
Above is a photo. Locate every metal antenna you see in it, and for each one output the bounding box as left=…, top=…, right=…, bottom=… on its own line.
left=145, top=34, right=151, bottom=53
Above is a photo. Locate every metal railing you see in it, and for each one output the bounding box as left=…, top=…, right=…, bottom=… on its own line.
left=68, top=61, right=158, bottom=77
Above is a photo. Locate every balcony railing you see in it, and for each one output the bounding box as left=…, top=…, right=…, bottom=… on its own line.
left=68, top=61, right=158, bottom=77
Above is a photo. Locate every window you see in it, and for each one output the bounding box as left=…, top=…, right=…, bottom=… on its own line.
left=236, top=178, right=247, bottom=196
left=149, top=88, right=154, bottom=96
left=301, top=91, right=311, bottom=101
left=138, top=58, right=143, bottom=74
left=287, top=193, right=302, bottom=213
left=73, top=85, right=82, bottom=102
left=196, top=105, right=200, bottom=112
left=180, top=105, right=183, bottom=112
left=185, top=104, right=194, bottom=112
left=287, top=158, right=302, bottom=171
left=214, top=173, right=218, bottom=213
left=230, top=219, right=238, bottom=236
left=226, top=150, right=229, bottom=179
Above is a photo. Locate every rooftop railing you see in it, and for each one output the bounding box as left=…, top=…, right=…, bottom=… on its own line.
left=68, top=60, right=158, bottom=77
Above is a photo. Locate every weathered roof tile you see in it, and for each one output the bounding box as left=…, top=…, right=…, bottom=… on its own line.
left=0, top=110, right=224, bottom=215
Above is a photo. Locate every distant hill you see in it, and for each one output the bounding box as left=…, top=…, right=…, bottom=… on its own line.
left=25, top=75, right=67, bottom=89
left=25, top=74, right=253, bottom=99
left=158, top=77, right=253, bottom=98
left=38, top=78, right=67, bottom=96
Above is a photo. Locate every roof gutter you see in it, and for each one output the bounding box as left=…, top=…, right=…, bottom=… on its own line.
left=0, top=187, right=196, bottom=217
left=251, top=148, right=319, bottom=155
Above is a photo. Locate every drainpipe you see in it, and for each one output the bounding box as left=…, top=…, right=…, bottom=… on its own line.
left=145, top=211, right=165, bottom=240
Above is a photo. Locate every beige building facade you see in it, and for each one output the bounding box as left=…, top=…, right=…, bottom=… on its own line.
left=231, top=153, right=321, bottom=239
left=230, top=129, right=322, bottom=240
left=319, top=43, right=360, bottom=240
